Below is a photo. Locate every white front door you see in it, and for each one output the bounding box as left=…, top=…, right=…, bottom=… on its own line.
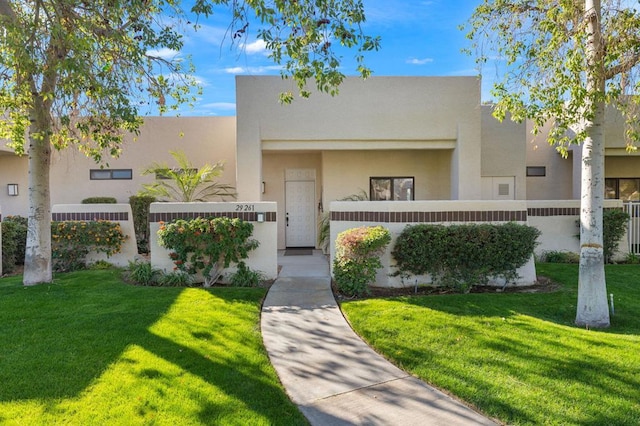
left=285, top=180, right=316, bottom=247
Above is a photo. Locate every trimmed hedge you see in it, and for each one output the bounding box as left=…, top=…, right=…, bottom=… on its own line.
left=603, top=209, right=629, bottom=263
left=333, top=226, right=391, bottom=297
left=1, top=216, right=28, bottom=274
left=82, top=197, right=117, bottom=204
left=392, top=222, right=540, bottom=292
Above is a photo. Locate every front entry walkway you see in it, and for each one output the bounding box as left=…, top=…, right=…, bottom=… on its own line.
left=261, top=250, right=498, bottom=425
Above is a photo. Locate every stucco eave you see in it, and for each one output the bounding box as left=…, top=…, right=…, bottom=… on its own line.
left=605, top=148, right=640, bottom=156
left=261, top=139, right=457, bottom=151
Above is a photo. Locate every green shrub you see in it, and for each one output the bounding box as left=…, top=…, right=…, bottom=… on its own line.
left=129, top=195, right=156, bottom=254
left=157, top=217, right=258, bottom=287
left=318, top=190, right=368, bottom=253
left=87, top=260, right=116, bottom=270
left=82, top=197, right=117, bottom=204
left=126, top=259, right=161, bottom=286
left=392, top=222, right=540, bottom=293
left=603, top=209, right=629, bottom=263
left=540, top=250, right=580, bottom=264
left=157, top=270, right=194, bottom=287
left=333, top=226, right=391, bottom=297
left=52, top=221, right=127, bottom=272
left=228, top=262, right=264, bottom=287
left=1, top=216, right=28, bottom=274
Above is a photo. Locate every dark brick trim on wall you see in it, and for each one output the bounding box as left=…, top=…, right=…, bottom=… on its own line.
left=149, top=211, right=277, bottom=223
left=527, top=207, right=580, bottom=217
left=330, top=210, right=528, bottom=223
left=527, top=207, right=622, bottom=217
left=52, top=212, right=129, bottom=221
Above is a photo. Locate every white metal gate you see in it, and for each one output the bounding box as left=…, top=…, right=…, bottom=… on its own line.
left=625, top=202, right=640, bottom=255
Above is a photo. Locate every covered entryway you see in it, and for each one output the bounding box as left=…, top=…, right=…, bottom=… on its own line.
left=285, top=169, right=316, bottom=248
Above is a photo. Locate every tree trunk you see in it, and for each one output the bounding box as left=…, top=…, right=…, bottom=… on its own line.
left=23, top=111, right=53, bottom=286
left=576, top=0, right=609, bottom=328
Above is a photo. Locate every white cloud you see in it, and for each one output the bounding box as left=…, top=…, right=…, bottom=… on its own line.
left=202, top=102, right=236, bottom=110
left=243, top=39, right=267, bottom=55
left=146, top=48, right=180, bottom=60
left=223, top=65, right=282, bottom=74
left=406, top=57, right=434, bottom=65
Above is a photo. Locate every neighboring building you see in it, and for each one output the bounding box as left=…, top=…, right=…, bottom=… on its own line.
left=1, top=76, right=639, bottom=251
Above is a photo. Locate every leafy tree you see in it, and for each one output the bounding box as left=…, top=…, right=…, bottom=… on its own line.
left=466, top=0, right=640, bottom=327
left=139, top=150, right=236, bottom=201
left=0, top=0, right=379, bottom=286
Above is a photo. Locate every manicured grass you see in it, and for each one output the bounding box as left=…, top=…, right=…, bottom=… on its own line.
left=0, top=269, right=306, bottom=425
left=341, top=264, right=640, bottom=426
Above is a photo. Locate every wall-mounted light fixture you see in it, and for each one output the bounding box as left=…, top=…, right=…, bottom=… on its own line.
left=261, top=181, right=266, bottom=194
left=256, top=212, right=265, bottom=223
left=7, top=184, right=18, bottom=196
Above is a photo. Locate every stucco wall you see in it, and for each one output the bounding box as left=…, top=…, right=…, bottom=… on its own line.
left=149, top=202, right=278, bottom=281
left=605, top=156, right=640, bottom=177
left=0, top=154, right=29, bottom=217
left=0, top=117, right=237, bottom=218
left=528, top=199, right=629, bottom=260
left=51, top=203, right=139, bottom=268
left=330, top=200, right=537, bottom=288
left=525, top=121, right=575, bottom=200
left=481, top=106, right=527, bottom=199
left=236, top=75, right=482, bottom=201
left=321, top=150, right=452, bottom=203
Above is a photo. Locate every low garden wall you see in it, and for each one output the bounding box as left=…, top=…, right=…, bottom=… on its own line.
left=330, top=200, right=537, bottom=288
left=527, top=199, right=629, bottom=259
left=51, top=204, right=139, bottom=267
left=149, top=202, right=277, bottom=281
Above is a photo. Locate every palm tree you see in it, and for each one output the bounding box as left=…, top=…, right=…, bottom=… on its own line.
left=139, top=150, right=236, bottom=202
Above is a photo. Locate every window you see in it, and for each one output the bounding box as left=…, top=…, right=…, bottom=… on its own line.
left=90, top=169, right=133, bottom=180
left=526, top=166, right=546, bottom=177
left=605, top=178, right=640, bottom=201
left=370, top=177, right=414, bottom=201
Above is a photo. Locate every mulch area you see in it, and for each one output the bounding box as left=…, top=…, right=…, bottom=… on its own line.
left=333, top=276, right=561, bottom=300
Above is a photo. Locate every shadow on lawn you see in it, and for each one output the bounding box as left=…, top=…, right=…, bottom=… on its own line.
left=0, top=272, right=302, bottom=424
left=0, top=272, right=181, bottom=401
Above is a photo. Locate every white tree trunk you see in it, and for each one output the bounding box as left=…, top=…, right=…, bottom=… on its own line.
left=23, top=115, right=53, bottom=285
left=576, top=0, right=610, bottom=328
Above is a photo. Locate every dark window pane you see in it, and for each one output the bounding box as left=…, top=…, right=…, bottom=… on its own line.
left=90, top=170, right=112, bottom=180
left=605, top=178, right=618, bottom=199
left=619, top=178, right=640, bottom=201
left=526, top=166, right=546, bottom=177
left=111, top=169, right=133, bottom=179
left=371, top=178, right=391, bottom=201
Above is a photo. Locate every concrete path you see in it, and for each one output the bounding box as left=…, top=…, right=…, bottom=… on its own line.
left=261, top=251, right=498, bottom=425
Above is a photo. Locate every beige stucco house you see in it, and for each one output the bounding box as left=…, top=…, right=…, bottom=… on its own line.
left=1, top=75, right=639, bottom=255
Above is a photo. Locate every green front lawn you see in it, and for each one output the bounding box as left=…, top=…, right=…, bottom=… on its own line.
left=0, top=269, right=306, bottom=425
left=341, top=264, right=640, bottom=426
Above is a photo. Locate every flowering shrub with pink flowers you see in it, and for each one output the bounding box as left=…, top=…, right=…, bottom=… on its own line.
left=333, top=225, right=391, bottom=297
left=157, top=217, right=258, bottom=287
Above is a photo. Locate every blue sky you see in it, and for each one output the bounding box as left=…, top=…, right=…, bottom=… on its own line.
left=165, top=0, right=488, bottom=116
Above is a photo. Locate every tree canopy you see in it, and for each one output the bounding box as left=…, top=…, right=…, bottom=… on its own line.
left=0, top=0, right=379, bottom=285
left=466, top=0, right=640, bottom=328
left=466, top=0, right=640, bottom=154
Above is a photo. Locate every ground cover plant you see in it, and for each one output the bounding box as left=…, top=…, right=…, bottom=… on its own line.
left=341, top=264, right=640, bottom=425
left=0, top=269, right=306, bottom=425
